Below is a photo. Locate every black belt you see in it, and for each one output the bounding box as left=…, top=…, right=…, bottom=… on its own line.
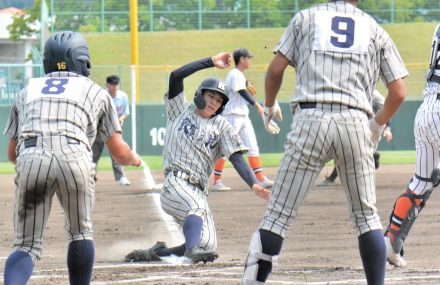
left=299, top=102, right=364, bottom=112
left=24, top=137, right=81, bottom=149
left=24, top=138, right=37, bottom=148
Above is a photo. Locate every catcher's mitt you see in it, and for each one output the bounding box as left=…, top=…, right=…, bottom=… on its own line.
left=246, top=80, right=257, bottom=96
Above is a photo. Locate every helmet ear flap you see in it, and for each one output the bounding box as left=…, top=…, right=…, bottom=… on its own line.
left=194, top=85, right=206, bottom=109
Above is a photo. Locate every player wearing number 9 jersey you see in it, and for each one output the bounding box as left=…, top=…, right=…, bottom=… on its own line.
left=242, top=1, right=408, bottom=284
left=3, top=31, right=141, bottom=285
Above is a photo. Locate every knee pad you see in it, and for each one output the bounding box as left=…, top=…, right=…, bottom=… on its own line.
left=386, top=187, right=433, bottom=254
left=242, top=230, right=283, bottom=284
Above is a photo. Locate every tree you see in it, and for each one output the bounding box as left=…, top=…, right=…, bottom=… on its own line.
left=7, top=0, right=42, bottom=41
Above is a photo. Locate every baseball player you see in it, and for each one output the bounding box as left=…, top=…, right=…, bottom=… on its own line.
left=319, top=90, right=394, bottom=186
left=124, top=52, right=270, bottom=264
left=92, top=75, right=131, bottom=186
left=242, top=1, right=408, bottom=284
left=384, top=24, right=440, bottom=268
left=3, top=31, right=141, bottom=285
left=212, top=48, right=276, bottom=191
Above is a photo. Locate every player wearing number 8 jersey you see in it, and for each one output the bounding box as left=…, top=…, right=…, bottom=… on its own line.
left=242, top=1, right=408, bottom=284
left=3, top=31, right=141, bottom=285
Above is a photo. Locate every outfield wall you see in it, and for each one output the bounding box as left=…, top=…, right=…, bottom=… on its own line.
left=0, top=101, right=421, bottom=162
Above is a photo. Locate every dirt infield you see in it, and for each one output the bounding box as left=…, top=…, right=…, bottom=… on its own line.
left=1, top=165, right=440, bottom=284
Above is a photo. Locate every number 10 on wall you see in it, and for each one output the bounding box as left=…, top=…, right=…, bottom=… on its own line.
left=149, top=127, right=166, bottom=146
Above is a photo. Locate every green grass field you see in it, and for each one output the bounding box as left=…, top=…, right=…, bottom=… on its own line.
left=0, top=151, right=416, bottom=175
left=84, top=22, right=438, bottom=103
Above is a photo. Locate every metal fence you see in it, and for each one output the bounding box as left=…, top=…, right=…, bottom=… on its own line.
left=48, top=0, right=440, bottom=33
left=0, top=63, right=429, bottom=105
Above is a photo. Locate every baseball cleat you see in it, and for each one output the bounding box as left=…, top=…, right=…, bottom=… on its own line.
left=124, top=241, right=167, bottom=262
left=211, top=181, right=231, bottom=191
left=184, top=246, right=219, bottom=264
left=258, top=177, right=274, bottom=189
left=117, top=176, right=131, bottom=186
left=385, top=236, right=406, bottom=267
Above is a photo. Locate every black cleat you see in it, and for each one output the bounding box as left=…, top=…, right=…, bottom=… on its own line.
left=184, top=246, right=219, bottom=264
left=124, top=241, right=167, bottom=262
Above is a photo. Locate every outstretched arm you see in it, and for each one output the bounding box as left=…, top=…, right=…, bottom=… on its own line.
left=168, top=52, right=232, bottom=99
left=229, top=152, right=270, bottom=202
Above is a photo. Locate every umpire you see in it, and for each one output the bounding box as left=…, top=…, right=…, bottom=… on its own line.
left=243, top=1, right=408, bottom=284
left=3, top=31, right=141, bottom=285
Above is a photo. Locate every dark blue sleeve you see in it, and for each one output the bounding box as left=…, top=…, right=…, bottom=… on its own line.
left=229, top=152, right=257, bottom=187
left=168, top=57, right=214, bottom=99
left=238, top=89, right=256, bottom=105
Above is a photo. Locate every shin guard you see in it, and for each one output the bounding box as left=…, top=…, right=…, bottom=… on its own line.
left=242, top=230, right=283, bottom=284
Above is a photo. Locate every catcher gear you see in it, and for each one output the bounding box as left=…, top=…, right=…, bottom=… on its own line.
left=427, top=24, right=440, bottom=82
left=43, top=31, right=91, bottom=77
left=194, top=77, right=229, bottom=115
left=246, top=80, right=257, bottom=96
left=124, top=241, right=167, bottom=262
left=385, top=168, right=440, bottom=259
left=263, top=100, right=283, bottom=135
left=243, top=230, right=282, bottom=284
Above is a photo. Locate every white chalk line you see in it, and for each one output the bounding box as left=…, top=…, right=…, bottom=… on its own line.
left=148, top=192, right=184, bottom=244
left=2, top=262, right=440, bottom=285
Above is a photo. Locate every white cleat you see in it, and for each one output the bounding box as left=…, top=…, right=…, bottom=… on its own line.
left=258, top=177, right=274, bottom=189
left=117, top=176, right=131, bottom=186
left=385, top=236, right=406, bottom=267
left=211, top=181, right=231, bottom=191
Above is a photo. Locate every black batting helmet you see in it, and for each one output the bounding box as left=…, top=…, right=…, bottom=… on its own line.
left=194, top=77, right=229, bottom=116
left=43, top=31, right=91, bottom=77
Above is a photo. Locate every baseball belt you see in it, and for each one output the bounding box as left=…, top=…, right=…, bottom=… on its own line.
left=299, top=102, right=365, bottom=113
left=173, top=170, right=205, bottom=189
left=24, top=137, right=81, bottom=149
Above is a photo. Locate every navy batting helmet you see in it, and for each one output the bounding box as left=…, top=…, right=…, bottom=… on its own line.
left=43, top=31, right=91, bottom=77
left=194, top=77, right=229, bottom=116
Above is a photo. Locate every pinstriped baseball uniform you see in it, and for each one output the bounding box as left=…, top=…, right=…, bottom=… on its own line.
left=161, top=91, right=247, bottom=250
left=223, top=68, right=260, bottom=156
left=3, top=71, right=121, bottom=259
left=409, top=82, right=440, bottom=195
left=261, top=1, right=408, bottom=237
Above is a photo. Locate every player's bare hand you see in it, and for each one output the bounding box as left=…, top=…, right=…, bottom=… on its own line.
left=212, top=52, right=232, bottom=69
left=132, top=152, right=142, bottom=167
left=252, top=184, right=271, bottom=202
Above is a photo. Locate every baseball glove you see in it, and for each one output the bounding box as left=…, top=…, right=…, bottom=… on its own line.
left=246, top=80, right=257, bottom=96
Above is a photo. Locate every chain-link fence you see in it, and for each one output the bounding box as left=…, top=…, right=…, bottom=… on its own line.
left=0, top=62, right=428, bottom=105
left=48, top=0, right=440, bottom=33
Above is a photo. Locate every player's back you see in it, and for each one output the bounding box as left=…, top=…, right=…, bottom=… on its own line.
left=15, top=71, right=108, bottom=146
left=283, top=2, right=400, bottom=113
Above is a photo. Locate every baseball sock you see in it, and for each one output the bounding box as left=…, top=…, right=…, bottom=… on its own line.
left=67, top=240, right=95, bottom=285
left=213, top=159, right=226, bottom=184
left=358, top=229, right=386, bottom=285
left=257, top=229, right=283, bottom=282
left=249, top=156, right=265, bottom=181
left=183, top=215, right=203, bottom=250
left=327, top=167, right=338, bottom=182
left=4, top=250, right=33, bottom=285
